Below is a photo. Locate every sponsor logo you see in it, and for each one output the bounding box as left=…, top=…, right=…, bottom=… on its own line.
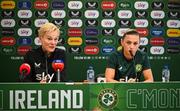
left=168, top=11, right=179, bottom=19
left=150, top=46, right=164, bottom=55
left=18, top=37, right=32, bottom=45
left=136, top=28, right=148, bottom=37
left=68, top=37, right=82, bottom=46
left=150, top=37, right=165, bottom=46
left=85, top=28, right=98, bottom=36
left=151, top=2, right=164, bottom=9
left=84, top=46, right=99, bottom=55
left=102, top=29, right=115, bottom=36
left=1, top=10, right=14, bottom=18
left=1, top=47, right=16, bottom=55
left=117, top=28, right=130, bottom=36
left=134, top=19, right=148, bottom=27
left=18, top=1, right=32, bottom=9
left=34, top=1, right=49, bottom=9
left=68, top=28, right=82, bottom=36
left=119, top=19, right=131, bottom=28
left=102, top=11, right=115, bottom=18
left=18, top=10, right=32, bottom=18
left=101, top=38, right=115, bottom=45
left=68, top=19, right=82, bottom=27
left=134, top=1, right=149, bottom=9
left=118, top=10, right=132, bottom=18
left=139, top=46, right=147, bottom=52
left=140, top=37, right=148, bottom=46
left=119, top=2, right=131, bottom=9
left=135, top=11, right=148, bottom=18
left=0, top=37, right=16, bottom=46
left=68, top=1, right=83, bottom=9
left=69, top=10, right=81, bottom=18
left=17, top=46, right=32, bottom=55
left=167, top=38, right=180, bottom=46
left=1, top=19, right=15, bottom=27
left=85, top=19, right=98, bottom=27
left=151, top=11, right=165, bottom=19
left=34, top=19, right=49, bottom=27
left=17, top=28, right=32, bottom=36
left=151, top=20, right=164, bottom=27
left=68, top=46, right=81, bottom=54
left=101, top=19, right=116, bottom=28
left=51, top=1, right=65, bottom=9
left=1, top=1, right=15, bottom=9
left=85, top=1, right=98, bottom=9
left=101, top=1, right=116, bottom=10
left=51, top=10, right=66, bottom=18
left=35, top=10, right=48, bottom=18
left=150, top=28, right=164, bottom=36
left=57, top=38, right=65, bottom=45
left=98, top=88, right=118, bottom=109
left=84, top=10, right=99, bottom=18
left=167, top=29, right=180, bottom=37
left=52, top=19, right=65, bottom=27
left=34, top=37, right=41, bottom=45
left=167, top=47, right=180, bottom=54
left=168, top=2, right=180, bottom=10
left=136, top=64, right=142, bottom=72
left=102, top=46, right=115, bottom=54
left=85, top=38, right=98, bottom=45
left=167, top=20, right=180, bottom=28
left=1, top=28, right=15, bottom=35
left=18, top=19, right=31, bottom=27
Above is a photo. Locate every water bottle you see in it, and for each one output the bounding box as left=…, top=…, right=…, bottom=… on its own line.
left=162, top=65, right=170, bottom=82
left=87, top=66, right=95, bottom=82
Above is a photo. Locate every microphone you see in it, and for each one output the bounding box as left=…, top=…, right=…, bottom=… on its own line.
left=52, top=60, right=64, bottom=82
left=129, top=50, right=138, bottom=82
left=19, top=63, right=31, bottom=81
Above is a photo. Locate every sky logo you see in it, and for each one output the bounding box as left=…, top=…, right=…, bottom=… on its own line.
left=18, top=10, right=32, bottom=18
left=118, top=10, right=132, bottom=18
left=1, top=19, right=15, bottom=27
left=150, top=46, right=164, bottom=55
left=84, top=10, right=99, bottom=18
left=134, top=1, right=149, bottom=10
left=34, top=19, right=49, bottom=27
left=68, top=19, right=82, bottom=27
left=134, top=19, right=148, bottom=27
left=167, top=20, right=180, bottom=28
left=101, top=19, right=116, bottom=28
left=140, top=37, right=148, bottom=46
left=68, top=1, right=83, bottom=9
left=51, top=10, right=66, bottom=18
left=17, top=28, right=32, bottom=36
left=151, top=11, right=165, bottom=19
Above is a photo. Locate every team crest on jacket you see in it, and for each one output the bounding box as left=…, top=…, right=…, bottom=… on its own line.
left=136, top=64, right=142, bottom=72
left=98, top=88, right=118, bottom=109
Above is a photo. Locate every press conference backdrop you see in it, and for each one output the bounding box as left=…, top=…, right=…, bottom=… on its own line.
left=0, top=0, right=179, bottom=82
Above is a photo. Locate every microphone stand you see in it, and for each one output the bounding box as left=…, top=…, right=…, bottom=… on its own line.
left=130, top=51, right=138, bottom=82
left=57, top=69, right=61, bottom=82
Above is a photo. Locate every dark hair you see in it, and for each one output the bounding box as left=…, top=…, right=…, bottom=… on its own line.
left=122, top=29, right=140, bottom=40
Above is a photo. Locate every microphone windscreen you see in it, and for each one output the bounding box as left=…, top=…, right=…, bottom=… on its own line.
left=52, top=60, right=64, bottom=72
left=19, top=63, right=31, bottom=75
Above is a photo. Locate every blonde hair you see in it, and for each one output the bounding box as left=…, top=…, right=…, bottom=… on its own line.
left=38, top=22, right=60, bottom=37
